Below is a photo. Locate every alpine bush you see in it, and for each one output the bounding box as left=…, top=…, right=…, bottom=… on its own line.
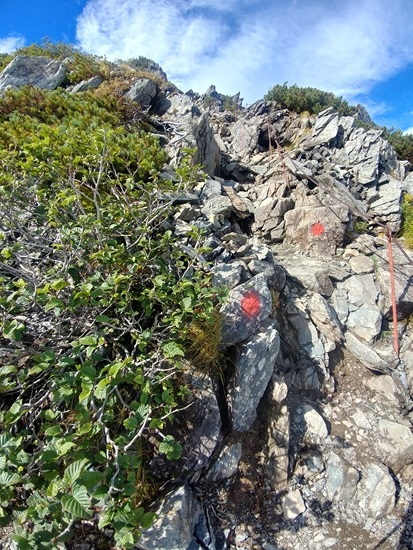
left=0, top=86, right=224, bottom=548
left=264, top=83, right=354, bottom=116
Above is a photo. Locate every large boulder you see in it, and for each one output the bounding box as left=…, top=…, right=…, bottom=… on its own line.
left=126, top=77, right=158, bottom=109
left=137, top=483, right=210, bottom=550
left=227, top=319, right=280, bottom=432
left=0, top=55, right=68, bottom=91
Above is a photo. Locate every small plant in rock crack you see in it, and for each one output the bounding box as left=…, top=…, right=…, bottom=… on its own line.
left=0, top=86, right=225, bottom=549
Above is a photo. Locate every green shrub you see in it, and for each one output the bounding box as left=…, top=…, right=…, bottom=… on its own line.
left=400, top=193, right=413, bottom=247
left=382, top=128, right=413, bottom=165
left=0, top=85, right=223, bottom=548
left=264, top=82, right=354, bottom=116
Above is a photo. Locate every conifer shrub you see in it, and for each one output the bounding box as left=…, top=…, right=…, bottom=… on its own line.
left=0, top=85, right=224, bottom=548
left=382, top=128, right=413, bottom=165
left=264, top=82, right=354, bottom=116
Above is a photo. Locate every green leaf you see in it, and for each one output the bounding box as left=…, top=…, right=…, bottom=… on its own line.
left=181, top=296, right=192, bottom=311
left=55, top=440, right=76, bottom=456
left=162, top=341, right=185, bottom=359
left=98, top=507, right=115, bottom=529
left=2, top=320, right=25, bottom=342
left=108, top=361, right=123, bottom=377
left=80, top=364, right=97, bottom=379
left=123, top=416, right=137, bottom=430
left=141, top=511, right=156, bottom=529
left=44, top=297, right=64, bottom=313
left=44, top=409, right=56, bottom=421
left=51, top=279, right=68, bottom=291
left=0, top=471, right=21, bottom=485
left=0, top=456, right=6, bottom=471
left=79, top=335, right=99, bottom=346
left=96, top=314, right=111, bottom=323
left=94, top=378, right=110, bottom=400
left=64, top=458, right=89, bottom=486
left=44, top=425, right=63, bottom=437
left=158, top=435, right=182, bottom=460
left=61, top=484, right=93, bottom=519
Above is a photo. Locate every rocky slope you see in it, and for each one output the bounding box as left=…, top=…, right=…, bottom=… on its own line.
left=1, top=55, right=413, bottom=550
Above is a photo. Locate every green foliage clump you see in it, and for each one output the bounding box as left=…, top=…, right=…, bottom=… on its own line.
left=0, top=85, right=224, bottom=548
left=382, top=128, right=413, bottom=165
left=400, top=193, right=413, bottom=248
left=264, top=82, right=354, bottom=116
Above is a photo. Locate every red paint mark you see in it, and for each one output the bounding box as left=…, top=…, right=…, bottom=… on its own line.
left=310, top=222, right=325, bottom=236
left=241, top=290, right=261, bottom=319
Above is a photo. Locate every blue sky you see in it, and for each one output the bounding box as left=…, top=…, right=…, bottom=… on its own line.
left=1, top=0, right=413, bottom=133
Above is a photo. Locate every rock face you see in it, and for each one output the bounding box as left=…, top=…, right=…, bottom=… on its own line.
left=140, top=87, right=413, bottom=550
left=0, top=55, right=68, bottom=90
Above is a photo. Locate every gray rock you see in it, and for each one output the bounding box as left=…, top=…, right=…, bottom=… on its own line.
left=222, top=185, right=254, bottom=219
left=306, top=293, right=343, bottom=346
left=247, top=259, right=275, bottom=280
left=228, top=319, right=280, bottom=432
left=302, top=405, right=329, bottom=444
left=377, top=419, right=413, bottom=474
left=367, top=175, right=402, bottom=230
left=334, top=128, right=384, bottom=184
left=71, top=75, right=103, bottom=93
left=0, top=55, right=67, bottom=91
left=355, top=462, right=396, bottom=520
left=265, top=378, right=289, bottom=488
left=193, top=113, right=221, bottom=176
left=255, top=197, right=295, bottom=237
left=347, top=304, right=382, bottom=344
left=348, top=254, right=374, bottom=274
left=365, top=375, right=403, bottom=407
left=220, top=273, right=273, bottom=346
left=221, top=232, right=248, bottom=246
left=286, top=307, right=325, bottom=360
left=283, top=157, right=313, bottom=178
left=201, top=195, right=233, bottom=223
left=285, top=262, right=335, bottom=297
left=150, top=373, right=221, bottom=480
left=344, top=332, right=389, bottom=373
left=211, top=263, right=243, bottom=289
left=231, top=117, right=261, bottom=157
left=375, top=245, right=413, bottom=320
left=126, top=78, right=158, bottom=109
left=324, top=452, right=359, bottom=502
left=284, top=205, right=349, bottom=257
left=206, top=443, right=242, bottom=481
left=282, top=489, right=306, bottom=520
left=167, top=93, right=194, bottom=116
left=337, top=273, right=380, bottom=309
left=309, top=109, right=339, bottom=145
left=200, top=178, right=222, bottom=199
left=137, top=484, right=205, bottom=550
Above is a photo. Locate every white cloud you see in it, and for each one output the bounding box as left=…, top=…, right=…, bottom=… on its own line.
left=0, top=36, right=25, bottom=54
left=404, top=127, right=413, bottom=135
left=76, top=0, right=413, bottom=105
